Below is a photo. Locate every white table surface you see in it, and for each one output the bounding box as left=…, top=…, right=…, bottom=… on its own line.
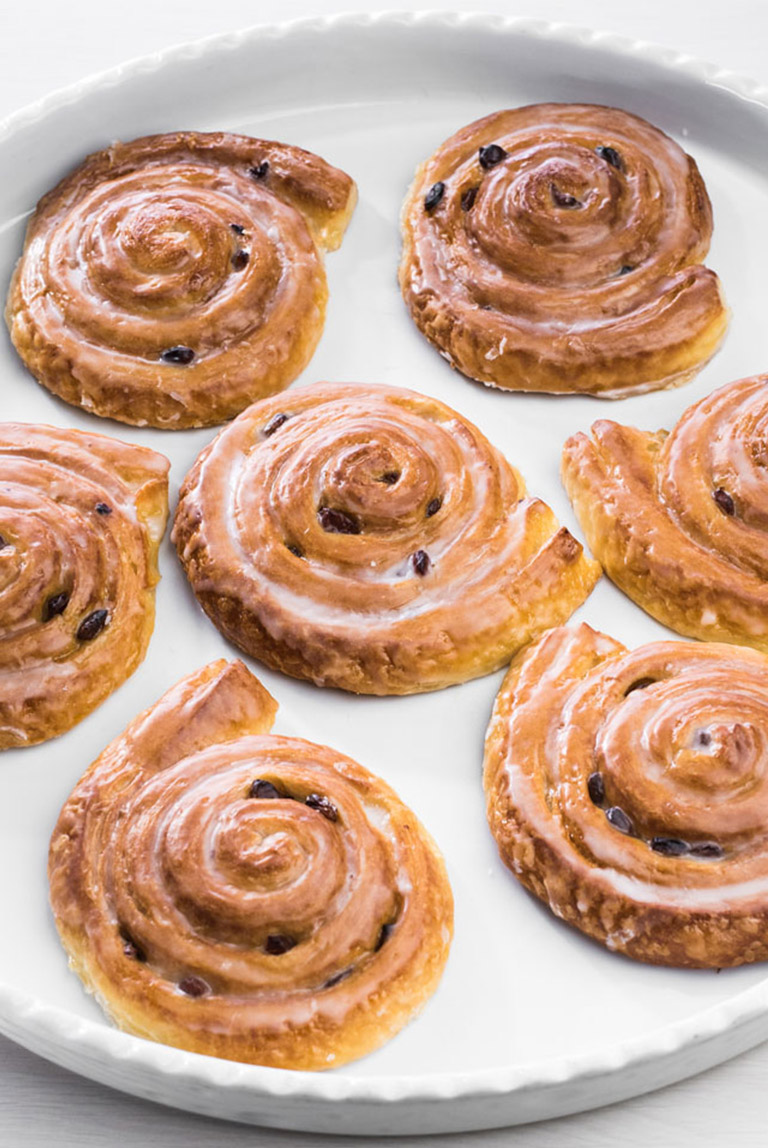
left=3, top=1, right=768, bottom=1144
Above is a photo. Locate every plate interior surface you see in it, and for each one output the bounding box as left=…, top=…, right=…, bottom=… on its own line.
left=1, top=12, right=768, bottom=1134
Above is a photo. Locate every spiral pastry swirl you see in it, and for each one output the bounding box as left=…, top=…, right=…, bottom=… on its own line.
left=6, top=132, right=356, bottom=428
left=400, top=103, right=728, bottom=397
left=0, top=423, right=168, bottom=748
left=172, top=382, right=599, bottom=694
left=49, top=660, right=453, bottom=1069
left=563, top=373, right=768, bottom=651
left=484, top=623, right=768, bottom=967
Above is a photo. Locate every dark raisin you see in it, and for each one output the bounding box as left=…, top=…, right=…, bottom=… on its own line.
left=249, top=161, right=269, bottom=180
left=76, top=609, right=109, bottom=642
left=323, top=967, right=353, bottom=989
left=0, top=535, right=6, bottom=550
left=160, top=345, right=195, bottom=365
left=231, top=249, right=250, bottom=271
left=625, top=677, right=655, bottom=696
left=619, top=265, right=634, bottom=276
left=587, top=772, right=605, bottom=806
left=551, top=185, right=581, bottom=208
left=305, top=793, right=338, bottom=822
left=380, top=471, right=400, bottom=485
left=375, top=922, right=396, bottom=951
left=318, top=507, right=360, bottom=535
left=411, top=549, right=431, bottom=576
left=694, top=730, right=712, bottom=748
left=264, top=934, right=297, bottom=955
left=606, top=806, right=633, bottom=835
left=263, top=412, right=289, bottom=437
left=286, top=543, right=304, bottom=559
left=558, top=530, right=582, bottom=564
left=426, top=497, right=442, bottom=517
left=689, top=842, right=724, bottom=859
left=713, top=487, right=735, bottom=516
left=43, top=591, right=70, bottom=622
left=120, top=930, right=146, bottom=962
left=651, top=837, right=689, bottom=857
left=178, top=975, right=210, bottom=997
left=461, top=186, right=478, bottom=211
left=479, top=144, right=508, bottom=169
left=248, top=779, right=283, bottom=800
left=95, top=502, right=112, bottom=515
left=424, top=182, right=445, bottom=211
left=596, top=145, right=623, bottom=170
left=230, top=222, right=245, bottom=235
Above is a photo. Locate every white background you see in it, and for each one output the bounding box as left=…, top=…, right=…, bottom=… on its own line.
left=2, top=2, right=768, bottom=1145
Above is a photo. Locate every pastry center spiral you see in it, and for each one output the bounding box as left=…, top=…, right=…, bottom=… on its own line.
left=401, top=102, right=727, bottom=396
left=110, top=742, right=400, bottom=989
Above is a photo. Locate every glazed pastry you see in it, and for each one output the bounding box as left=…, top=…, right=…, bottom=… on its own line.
left=0, top=423, right=168, bottom=748
left=49, top=659, right=453, bottom=1069
left=172, top=382, right=600, bottom=694
left=562, top=373, right=768, bottom=651
left=6, top=132, right=357, bottom=428
left=400, top=103, right=727, bottom=396
left=484, top=623, right=768, bottom=968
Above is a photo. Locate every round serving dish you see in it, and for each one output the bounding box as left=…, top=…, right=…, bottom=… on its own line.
left=2, top=11, right=768, bottom=1135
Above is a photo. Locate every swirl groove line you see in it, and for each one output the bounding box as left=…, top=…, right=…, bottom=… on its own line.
left=6, top=131, right=357, bottom=428
left=484, top=623, right=768, bottom=967
left=48, top=660, right=453, bottom=1069
left=400, top=103, right=728, bottom=396
left=562, top=372, right=768, bottom=651
left=172, top=382, right=600, bottom=694
left=0, top=423, right=168, bottom=748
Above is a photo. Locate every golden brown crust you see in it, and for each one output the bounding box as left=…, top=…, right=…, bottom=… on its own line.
left=6, top=131, right=357, bottom=429
left=484, top=624, right=768, bottom=968
left=0, top=423, right=168, bottom=748
left=48, top=660, right=453, bottom=1069
left=172, top=382, right=600, bottom=694
left=400, top=103, right=728, bottom=396
left=562, top=373, right=768, bottom=651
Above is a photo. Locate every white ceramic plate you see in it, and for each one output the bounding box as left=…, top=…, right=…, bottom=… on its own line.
left=2, top=10, right=768, bottom=1136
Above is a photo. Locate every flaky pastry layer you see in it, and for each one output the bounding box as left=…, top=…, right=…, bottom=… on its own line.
left=49, top=660, right=453, bottom=1069
left=400, top=103, right=727, bottom=396
left=172, top=382, right=600, bottom=694
left=6, top=131, right=357, bottom=428
left=0, top=423, right=168, bottom=748
left=484, top=624, right=768, bottom=967
left=562, top=372, right=768, bottom=651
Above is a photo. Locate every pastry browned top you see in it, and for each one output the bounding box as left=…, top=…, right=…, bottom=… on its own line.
left=485, top=624, right=768, bottom=967
left=172, top=382, right=599, bottom=693
left=562, top=372, right=768, bottom=650
left=6, top=131, right=357, bottom=428
left=49, top=660, right=453, bottom=1069
left=400, top=103, right=727, bottom=395
left=0, top=422, right=168, bottom=748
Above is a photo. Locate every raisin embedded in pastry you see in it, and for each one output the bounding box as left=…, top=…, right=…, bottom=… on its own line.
left=0, top=423, right=168, bottom=748
left=48, top=659, right=453, bottom=1069
left=6, top=132, right=357, bottom=428
left=562, top=372, right=768, bottom=651
left=400, top=103, right=727, bottom=396
left=484, top=623, right=768, bottom=968
left=172, top=382, right=600, bottom=694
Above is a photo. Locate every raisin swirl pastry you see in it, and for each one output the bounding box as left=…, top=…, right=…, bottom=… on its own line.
left=0, top=423, right=168, bottom=748
left=6, top=132, right=356, bottom=428
left=563, top=373, right=768, bottom=651
left=49, top=659, right=453, bottom=1069
left=172, top=382, right=600, bottom=694
left=400, top=103, right=727, bottom=396
left=484, top=623, right=768, bottom=967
